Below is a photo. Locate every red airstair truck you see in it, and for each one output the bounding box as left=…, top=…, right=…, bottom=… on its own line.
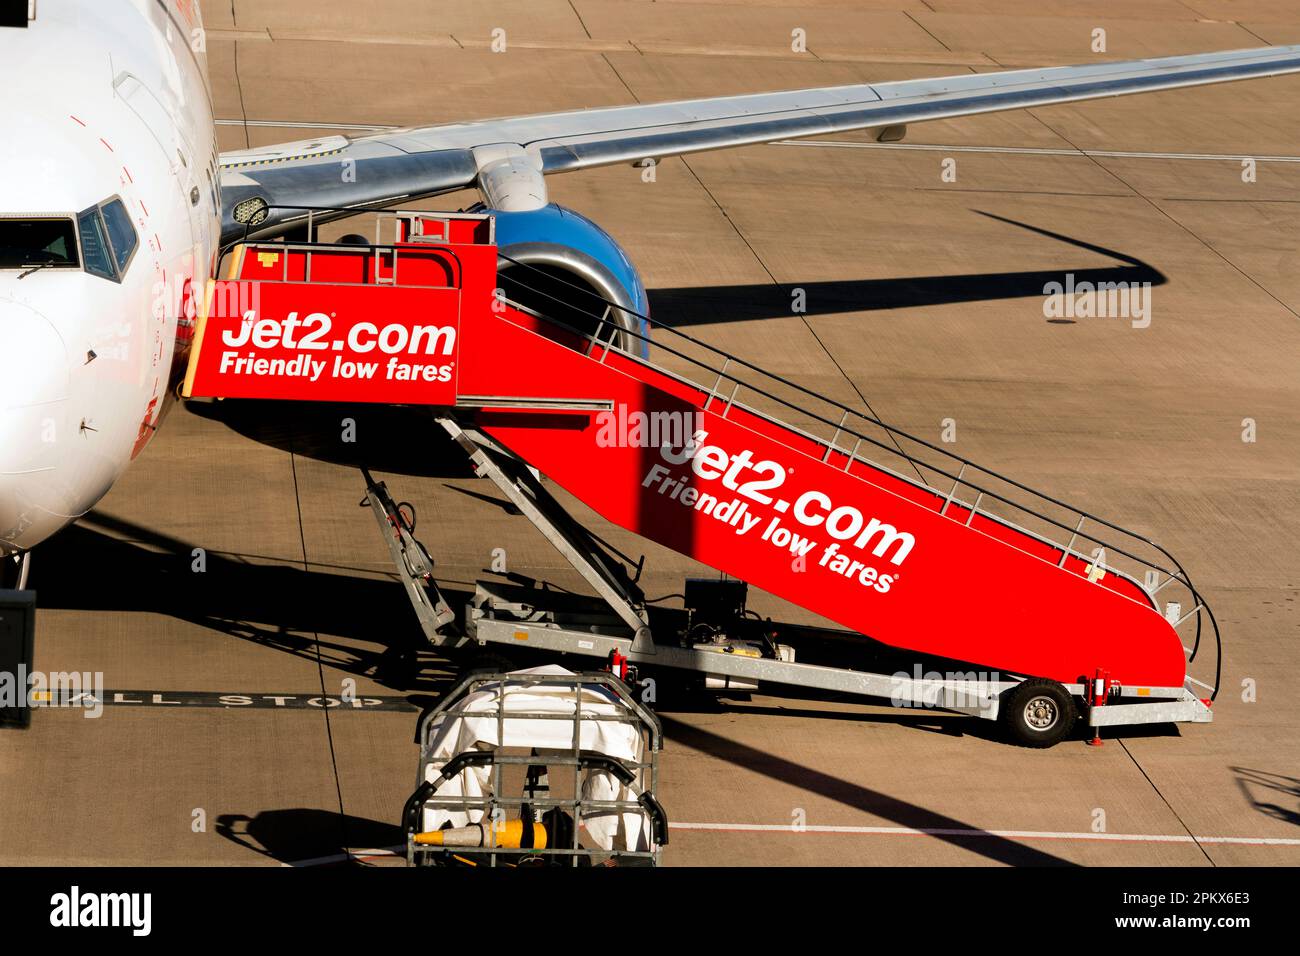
left=185, top=207, right=1220, bottom=748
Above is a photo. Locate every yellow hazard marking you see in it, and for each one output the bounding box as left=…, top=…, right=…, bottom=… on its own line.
left=220, top=147, right=346, bottom=170
left=183, top=249, right=247, bottom=400
left=181, top=277, right=217, bottom=399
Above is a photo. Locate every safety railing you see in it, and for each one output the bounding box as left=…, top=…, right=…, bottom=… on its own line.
left=224, top=203, right=494, bottom=253
left=496, top=253, right=1223, bottom=699
left=218, top=204, right=493, bottom=290
left=222, top=238, right=466, bottom=291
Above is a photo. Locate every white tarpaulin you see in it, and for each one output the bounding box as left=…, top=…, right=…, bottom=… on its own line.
left=420, top=665, right=647, bottom=851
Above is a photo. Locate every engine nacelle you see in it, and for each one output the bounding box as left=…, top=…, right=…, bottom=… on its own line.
left=471, top=203, right=650, bottom=357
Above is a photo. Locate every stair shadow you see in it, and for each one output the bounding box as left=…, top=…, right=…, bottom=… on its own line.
left=658, top=714, right=1077, bottom=866
left=34, top=510, right=464, bottom=694
left=1233, top=767, right=1300, bottom=827
left=656, top=691, right=1008, bottom=743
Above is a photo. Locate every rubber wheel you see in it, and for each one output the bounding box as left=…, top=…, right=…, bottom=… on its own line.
left=1001, top=678, right=1077, bottom=748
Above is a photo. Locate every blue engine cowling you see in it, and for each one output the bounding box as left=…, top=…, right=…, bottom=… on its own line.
left=471, top=203, right=650, bottom=357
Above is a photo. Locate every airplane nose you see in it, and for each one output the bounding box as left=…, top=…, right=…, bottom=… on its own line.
left=0, top=298, right=72, bottom=553
left=0, top=299, right=69, bottom=405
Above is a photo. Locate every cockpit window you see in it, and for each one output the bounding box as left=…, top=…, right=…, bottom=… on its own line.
left=75, top=197, right=138, bottom=282
left=0, top=218, right=80, bottom=269
left=77, top=207, right=117, bottom=281
left=4, top=199, right=139, bottom=281
left=100, top=199, right=138, bottom=272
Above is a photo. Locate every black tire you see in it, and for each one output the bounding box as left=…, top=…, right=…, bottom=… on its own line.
left=1001, top=678, right=1077, bottom=748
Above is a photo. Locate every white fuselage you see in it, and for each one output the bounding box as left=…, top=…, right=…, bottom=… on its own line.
left=0, top=0, right=218, bottom=555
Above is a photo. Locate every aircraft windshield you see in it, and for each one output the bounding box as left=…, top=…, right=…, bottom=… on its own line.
left=101, top=199, right=138, bottom=273
left=0, top=218, right=80, bottom=269
left=76, top=198, right=138, bottom=282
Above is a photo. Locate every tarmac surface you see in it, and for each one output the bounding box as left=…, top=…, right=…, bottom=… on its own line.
left=2, top=0, right=1299, bottom=866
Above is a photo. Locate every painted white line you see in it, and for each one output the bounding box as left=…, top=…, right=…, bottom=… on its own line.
left=669, top=822, right=1300, bottom=847
left=773, top=139, right=1300, bottom=164
left=216, top=119, right=399, bottom=132
left=283, top=825, right=1299, bottom=865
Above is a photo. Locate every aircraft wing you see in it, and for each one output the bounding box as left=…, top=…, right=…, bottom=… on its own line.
left=219, top=44, right=1300, bottom=242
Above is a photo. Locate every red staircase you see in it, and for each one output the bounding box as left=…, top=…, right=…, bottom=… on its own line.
left=187, top=210, right=1220, bottom=699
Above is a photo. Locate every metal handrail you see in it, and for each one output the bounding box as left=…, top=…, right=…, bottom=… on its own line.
left=219, top=204, right=488, bottom=286
left=494, top=253, right=1222, bottom=699
left=222, top=237, right=467, bottom=293
left=498, top=256, right=1170, bottom=568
